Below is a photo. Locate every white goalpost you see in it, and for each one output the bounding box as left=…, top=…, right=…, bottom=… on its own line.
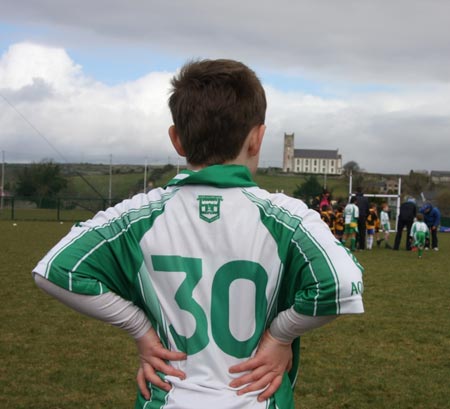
left=348, top=173, right=402, bottom=232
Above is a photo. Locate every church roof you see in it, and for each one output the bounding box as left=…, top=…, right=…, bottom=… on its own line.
left=294, top=149, right=341, bottom=159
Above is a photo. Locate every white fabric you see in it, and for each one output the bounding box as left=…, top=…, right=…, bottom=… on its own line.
left=269, top=307, right=337, bottom=343
left=34, top=273, right=151, bottom=339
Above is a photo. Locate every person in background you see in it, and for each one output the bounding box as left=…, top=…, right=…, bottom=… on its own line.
left=365, top=204, right=378, bottom=250
left=393, top=197, right=417, bottom=251
left=343, top=196, right=359, bottom=252
left=378, top=203, right=392, bottom=249
left=420, top=202, right=441, bottom=251
left=410, top=213, right=430, bottom=258
left=355, top=187, right=369, bottom=250
left=334, top=204, right=345, bottom=242
left=320, top=204, right=335, bottom=235
left=319, top=189, right=331, bottom=210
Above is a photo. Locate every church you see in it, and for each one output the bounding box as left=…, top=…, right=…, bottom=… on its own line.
left=282, top=133, right=343, bottom=175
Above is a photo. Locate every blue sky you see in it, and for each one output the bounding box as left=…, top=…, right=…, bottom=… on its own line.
left=1, top=0, right=450, bottom=173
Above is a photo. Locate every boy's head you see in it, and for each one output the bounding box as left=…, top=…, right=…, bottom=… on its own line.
left=416, top=213, right=424, bottom=222
left=382, top=202, right=389, bottom=211
left=168, top=59, right=267, bottom=167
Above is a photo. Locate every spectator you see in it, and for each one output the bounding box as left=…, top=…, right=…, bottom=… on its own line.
left=355, top=187, right=369, bottom=250
left=420, top=202, right=441, bottom=251
left=393, top=197, right=417, bottom=251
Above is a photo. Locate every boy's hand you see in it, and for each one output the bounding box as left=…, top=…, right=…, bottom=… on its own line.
left=135, top=328, right=187, bottom=400
left=228, top=330, right=293, bottom=402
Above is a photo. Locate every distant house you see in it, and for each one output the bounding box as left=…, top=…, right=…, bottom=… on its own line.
left=379, top=178, right=400, bottom=194
left=282, top=133, right=342, bottom=175
left=430, top=171, right=450, bottom=183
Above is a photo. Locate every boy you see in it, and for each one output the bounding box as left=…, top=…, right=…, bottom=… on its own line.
left=378, top=203, right=392, bottom=248
left=320, top=204, right=335, bottom=234
left=33, top=59, right=364, bottom=409
left=365, top=204, right=378, bottom=250
left=410, top=213, right=430, bottom=258
left=343, top=196, right=359, bottom=251
left=334, top=204, right=345, bottom=242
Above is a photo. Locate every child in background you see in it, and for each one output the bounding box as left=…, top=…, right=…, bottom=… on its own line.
left=343, top=196, right=359, bottom=251
left=410, top=213, right=430, bottom=258
left=320, top=204, right=331, bottom=229
left=320, top=205, right=336, bottom=235
left=365, top=204, right=378, bottom=250
left=328, top=205, right=336, bottom=236
left=378, top=203, right=392, bottom=249
left=334, top=204, right=345, bottom=242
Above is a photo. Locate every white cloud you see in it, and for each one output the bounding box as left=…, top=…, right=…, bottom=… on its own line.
left=0, top=42, right=84, bottom=90
left=1, top=41, right=450, bottom=174
left=1, top=42, right=175, bottom=164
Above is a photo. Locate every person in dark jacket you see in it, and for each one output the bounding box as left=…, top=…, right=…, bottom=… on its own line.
left=393, top=197, right=417, bottom=250
left=355, top=187, right=369, bottom=250
left=420, top=202, right=441, bottom=250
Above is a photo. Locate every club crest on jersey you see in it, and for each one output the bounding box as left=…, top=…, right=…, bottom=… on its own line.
left=197, top=195, right=223, bottom=223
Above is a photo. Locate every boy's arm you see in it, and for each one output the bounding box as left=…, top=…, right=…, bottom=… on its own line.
left=34, top=274, right=186, bottom=398
left=229, top=310, right=336, bottom=401
left=228, top=329, right=293, bottom=402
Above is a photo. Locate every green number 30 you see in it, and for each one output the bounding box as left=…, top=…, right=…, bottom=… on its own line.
left=151, top=255, right=268, bottom=358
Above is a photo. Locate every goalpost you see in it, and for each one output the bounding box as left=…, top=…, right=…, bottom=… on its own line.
left=348, top=173, right=402, bottom=232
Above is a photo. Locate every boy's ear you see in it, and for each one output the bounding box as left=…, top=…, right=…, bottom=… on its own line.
left=168, top=125, right=186, bottom=157
left=248, top=125, right=266, bottom=157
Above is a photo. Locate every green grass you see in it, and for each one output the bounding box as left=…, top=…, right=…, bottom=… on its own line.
left=1, top=221, right=449, bottom=408
left=2, top=171, right=350, bottom=222
left=66, top=170, right=350, bottom=200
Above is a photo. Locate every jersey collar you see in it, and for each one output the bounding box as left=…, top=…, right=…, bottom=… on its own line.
left=165, top=165, right=257, bottom=188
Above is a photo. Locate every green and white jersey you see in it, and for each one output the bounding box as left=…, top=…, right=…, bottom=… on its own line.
left=380, top=210, right=390, bottom=231
left=344, top=203, right=359, bottom=225
left=33, top=165, right=364, bottom=409
left=411, top=221, right=429, bottom=240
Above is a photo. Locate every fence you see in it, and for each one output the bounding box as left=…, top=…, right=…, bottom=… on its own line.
left=0, top=196, right=121, bottom=222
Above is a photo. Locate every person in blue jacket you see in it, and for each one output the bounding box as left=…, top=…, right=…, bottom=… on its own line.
left=420, top=202, right=441, bottom=251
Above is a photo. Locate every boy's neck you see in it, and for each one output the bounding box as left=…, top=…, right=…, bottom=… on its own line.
left=186, top=158, right=257, bottom=174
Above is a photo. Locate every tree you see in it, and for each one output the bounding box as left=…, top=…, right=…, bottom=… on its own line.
left=343, top=161, right=360, bottom=177
left=293, top=175, right=323, bottom=208
left=16, top=160, right=68, bottom=207
left=403, top=170, right=430, bottom=197
left=436, top=189, right=450, bottom=217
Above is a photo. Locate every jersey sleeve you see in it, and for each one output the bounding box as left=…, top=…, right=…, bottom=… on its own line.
left=285, top=208, right=364, bottom=316
left=32, top=191, right=165, bottom=300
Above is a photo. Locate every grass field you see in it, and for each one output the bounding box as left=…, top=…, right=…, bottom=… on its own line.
left=1, top=221, right=449, bottom=408
left=66, top=169, right=350, bottom=200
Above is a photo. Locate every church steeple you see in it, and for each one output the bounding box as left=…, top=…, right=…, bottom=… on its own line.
left=283, top=132, right=294, bottom=172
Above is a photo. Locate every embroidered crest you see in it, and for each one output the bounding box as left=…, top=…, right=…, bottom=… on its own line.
left=198, top=195, right=223, bottom=223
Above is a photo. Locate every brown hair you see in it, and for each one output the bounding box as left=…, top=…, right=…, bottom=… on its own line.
left=168, top=59, right=266, bottom=166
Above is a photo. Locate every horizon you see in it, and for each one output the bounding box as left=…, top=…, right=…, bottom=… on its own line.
left=2, top=1, right=450, bottom=174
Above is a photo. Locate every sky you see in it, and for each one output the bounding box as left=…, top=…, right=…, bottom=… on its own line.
left=1, top=0, right=450, bottom=174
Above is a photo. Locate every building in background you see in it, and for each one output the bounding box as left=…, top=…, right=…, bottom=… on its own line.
left=430, top=171, right=450, bottom=184
left=282, top=133, right=343, bottom=175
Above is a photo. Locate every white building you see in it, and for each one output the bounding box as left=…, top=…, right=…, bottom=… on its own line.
left=282, top=133, right=342, bottom=175
left=430, top=171, right=450, bottom=183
